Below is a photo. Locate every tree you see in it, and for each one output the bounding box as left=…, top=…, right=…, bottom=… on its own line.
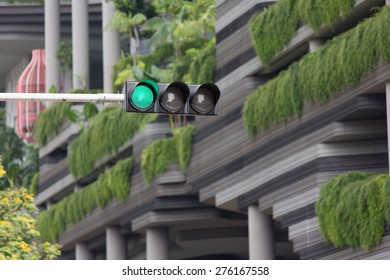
left=0, top=127, right=39, bottom=190
left=0, top=164, right=61, bottom=260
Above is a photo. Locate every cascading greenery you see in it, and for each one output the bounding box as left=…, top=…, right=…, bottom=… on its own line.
left=33, top=102, right=72, bottom=146
left=68, top=105, right=156, bottom=178
left=316, top=172, right=390, bottom=251
left=249, top=0, right=355, bottom=67
left=37, top=157, right=133, bottom=243
left=185, top=39, right=216, bottom=84
left=141, top=124, right=196, bottom=184
left=243, top=6, right=390, bottom=136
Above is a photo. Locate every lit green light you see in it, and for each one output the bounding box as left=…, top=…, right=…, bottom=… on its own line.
left=131, top=85, right=155, bottom=110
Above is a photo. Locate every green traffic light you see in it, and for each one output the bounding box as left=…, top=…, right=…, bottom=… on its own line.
left=130, top=80, right=159, bottom=111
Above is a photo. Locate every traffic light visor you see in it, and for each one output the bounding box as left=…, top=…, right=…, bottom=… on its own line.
left=190, top=83, right=220, bottom=114
left=160, top=82, right=189, bottom=113
left=129, top=80, right=158, bottom=111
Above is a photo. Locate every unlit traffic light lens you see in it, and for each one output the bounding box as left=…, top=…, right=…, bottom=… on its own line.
left=191, top=87, right=216, bottom=114
left=160, top=86, right=187, bottom=113
left=130, top=80, right=159, bottom=111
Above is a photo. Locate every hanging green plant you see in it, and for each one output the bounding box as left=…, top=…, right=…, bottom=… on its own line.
left=68, top=105, right=156, bottom=178
left=37, top=157, right=133, bottom=243
left=33, top=102, right=72, bottom=146
left=249, top=0, right=355, bottom=67
left=141, top=124, right=196, bottom=184
left=316, top=172, right=390, bottom=251
left=243, top=6, right=390, bottom=136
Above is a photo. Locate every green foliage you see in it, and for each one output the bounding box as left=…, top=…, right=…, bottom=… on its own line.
left=0, top=108, right=5, bottom=121
left=37, top=157, right=133, bottom=243
left=68, top=105, right=156, bottom=178
left=249, top=0, right=355, bottom=67
left=56, top=42, right=72, bottom=70
left=316, top=172, right=390, bottom=251
left=112, top=43, right=174, bottom=92
left=111, top=0, right=216, bottom=89
left=113, top=0, right=156, bottom=18
left=28, top=172, right=39, bottom=195
left=109, top=11, right=147, bottom=34
left=243, top=6, right=390, bottom=136
left=141, top=124, right=195, bottom=184
left=0, top=128, right=38, bottom=190
left=0, top=188, right=61, bottom=259
left=297, top=0, right=355, bottom=30
left=249, top=0, right=299, bottom=68
left=33, top=102, right=72, bottom=146
left=185, top=39, right=216, bottom=84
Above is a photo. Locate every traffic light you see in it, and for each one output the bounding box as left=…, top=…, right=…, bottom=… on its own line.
left=123, top=80, right=220, bottom=116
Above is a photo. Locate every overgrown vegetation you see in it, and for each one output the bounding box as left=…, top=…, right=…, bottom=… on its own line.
left=56, top=42, right=72, bottom=71
left=185, top=39, right=216, bottom=84
left=243, top=6, right=390, bottom=136
left=33, top=102, right=72, bottom=146
left=111, top=0, right=216, bottom=89
left=68, top=105, right=156, bottom=178
left=37, top=157, right=133, bottom=243
left=316, top=172, right=390, bottom=251
left=0, top=128, right=39, bottom=190
left=141, top=124, right=196, bottom=184
left=249, top=0, right=355, bottom=67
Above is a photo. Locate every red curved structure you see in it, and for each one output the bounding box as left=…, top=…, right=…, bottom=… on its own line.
left=16, top=49, right=46, bottom=143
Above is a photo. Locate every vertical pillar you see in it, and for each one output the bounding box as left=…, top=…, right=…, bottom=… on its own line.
left=106, top=227, right=127, bottom=260
left=75, top=242, right=93, bottom=260
left=72, top=0, right=89, bottom=90
left=46, top=200, right=53, bottom=209
left=387, top=0, right=390, bottom=5
left=102, top=0, right=120, bottom=93
left=146, top=227, right=169, bottom=260
left=248, top=205, right=275, bottom=260
left=45, top=0, right=60, bottom=92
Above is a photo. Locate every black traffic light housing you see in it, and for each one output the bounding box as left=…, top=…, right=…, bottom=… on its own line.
left=123, top=80, right=220, bottom=116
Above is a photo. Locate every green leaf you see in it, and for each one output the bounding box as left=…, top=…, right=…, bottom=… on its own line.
left=48, top=85, right=57, bottom=94
left=66, top=108, right=79, bottom=123
left=142, top=17, right=169, bottom=31
left=82, top=103, right=98, bottom=120
left=132, top=64, right=144, bottom=81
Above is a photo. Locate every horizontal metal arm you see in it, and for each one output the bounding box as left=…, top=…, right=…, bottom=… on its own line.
left=0, top=93, right=125, bottom=103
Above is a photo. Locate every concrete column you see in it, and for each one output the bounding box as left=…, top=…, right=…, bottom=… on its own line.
left=387, top=0, right=390, bottom=5
left=106, top=227, right=127, bottom=260
left=248, top=205, right=275, bottom=260
left=46, top=200, right=53, bottom=209
left=146, top=227, right=169, bottom=260
left=102, top=0, right=120, bottom=93
left=309, top=39, right=324, bottom=52
left=44, top=0, right=60, bottom=92
left=72, top=0, right=89, bottom=90
left=75, top=242, right=93, bottom=260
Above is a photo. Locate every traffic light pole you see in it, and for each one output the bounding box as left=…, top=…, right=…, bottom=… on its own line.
left=0, top=93, right=124, bottom=104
